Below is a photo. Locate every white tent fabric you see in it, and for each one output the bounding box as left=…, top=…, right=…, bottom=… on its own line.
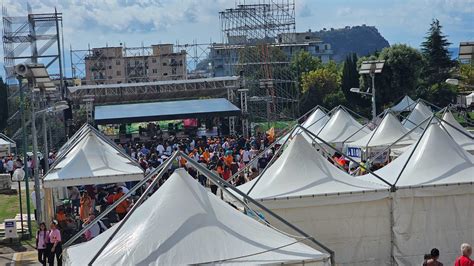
left=233, top=135, right=391, bottom=266
left=348, top=112, right=419, bottom=149
left=390, top=95, right=416, bottom=112
left=316, top=108, right=371, bottom=147
left=360, top=123, right=474, bottom=187
left=277, top=108, right=329, bottom=145
left=402, top=101, right=432, bottom=133
left=65, top=169, right=329, bottom=265
left=237, top=134, right=388, bottom=201
left=466, top=92, right=474, bottom=106
left=0, top=138, right=14, bottom=146
left=43, top=130, right=143, bottom=188
left=441, top=110, right=474, bottom=154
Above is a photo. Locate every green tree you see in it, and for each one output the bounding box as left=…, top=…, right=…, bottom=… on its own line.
left=0, top=78, right=8, bottom=131
left=421, top=19, right=454, bottom=85
left=341, top=53, right=369, bottom=113
left=300, top=64, right=346, bottom=113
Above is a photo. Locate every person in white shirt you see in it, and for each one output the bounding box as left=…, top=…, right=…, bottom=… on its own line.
left=156, top=144, right=165, bottom=155
left=242, top=148, right=251, bottom=163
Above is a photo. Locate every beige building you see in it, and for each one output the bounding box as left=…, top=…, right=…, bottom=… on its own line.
left=85, top=44, right=186, bottom=85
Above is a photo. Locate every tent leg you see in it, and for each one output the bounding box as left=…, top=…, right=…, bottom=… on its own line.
left=390, top=193, right=395, bottom=266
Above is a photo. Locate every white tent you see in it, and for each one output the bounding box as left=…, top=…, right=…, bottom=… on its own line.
left=277, top=107, right=329, bottom=145
left=361, top=123, right=474, bottom=187
left=0, top=134, right=16, bottom=156
left=441, top=110, right=474, bottom=154
left=65, top=169, right=329, bottom=265
left=238, top=134, right=387, bottom=200
left=43, top=127, right=143, bottom=188
left=316, top=108, right=371, bottom=149
left=235, top=135, right=391, bottom=265
left=359, top=123, right=474, bottom=265
left=466, top=92, right=474, bottom=106
left=390, top=95, right=416, bottom=112
left=402, top=101, right=432, bottom=133
left=347, top=112, right=419, bottom=160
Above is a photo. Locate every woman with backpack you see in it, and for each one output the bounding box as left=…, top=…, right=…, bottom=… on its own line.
left=36, top=222, right=49, bottom=266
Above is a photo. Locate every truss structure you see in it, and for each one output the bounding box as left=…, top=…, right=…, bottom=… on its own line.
left=67, top=76, right=241, bottom=105
left=217, top=0, right=298, bottom=122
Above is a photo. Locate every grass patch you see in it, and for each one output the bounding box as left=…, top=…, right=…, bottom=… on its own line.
left=0, top=190, right=37, bottom=244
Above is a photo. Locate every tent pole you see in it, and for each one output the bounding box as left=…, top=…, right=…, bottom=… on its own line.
left=389, top=192, right=395, bottom=265
left=393, top=115, right=436, bottom=187
left=297, top=125, right=393, bottom=188
left=438, top=117, right=474, bottom=140
left=366, top=116, right=432, bottom=164
left=246, top=125, right=298, bottom=196
left=63, top=155, right=172, bottom=248
left=180, top=152, right=336, bottom=265
left=88, top=151, right=178, bottom=265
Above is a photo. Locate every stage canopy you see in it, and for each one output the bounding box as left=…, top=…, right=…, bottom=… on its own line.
left=65, top=169, right=329, bottom=265
left=237, top=134, right=388, bottom=201
left=390, top=95, right=416, bottom=112
left=43, top=124, right=143, bottom=188
left=94, top=98, right=241, bottom=124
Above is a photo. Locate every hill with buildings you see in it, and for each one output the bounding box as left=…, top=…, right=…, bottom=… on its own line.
left=314, top=25, right=390, bottom=62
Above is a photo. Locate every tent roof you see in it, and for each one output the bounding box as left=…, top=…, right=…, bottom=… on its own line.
left=390, top=95, right=416, bottom=112
left=236, top=134, right=387, bottom=201
left=301, top=108, right=330, bottom=133
left=402, top=101, right=433, bottom=132
left=277, top=108, right=330, bottom=145
left=360, top=124, right=474, bottom=187
left=317, top=108, right=370, bottom=144
left=0, top=134, right=15, bottom=147
left=441, top=111, right=474, bottom=152
left=65, top=169, right=328, bottom=265
left=43, top=127, right=143, bottom=188
left=94, top=98, right=241, bottom=124
left=349, top=112, right=419, bottom=148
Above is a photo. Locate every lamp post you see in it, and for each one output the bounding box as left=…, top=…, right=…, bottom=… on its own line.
left=351, top=60, right=385, bottom=121
left=14, top=63, right=57, bottom=227
left=12, top=168, right=25, bottom=238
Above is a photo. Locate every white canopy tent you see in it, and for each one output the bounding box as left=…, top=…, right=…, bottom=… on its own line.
left=277, top=107, right=330, bottom=145
left=65, top=169, right=329, bottom=265
left=235, top=135, right=391, bottom=265
left=402, top=101, right=433, bottom=133
left=466, top=92, right=474, bottom=107
left=0, top=133, right=16, bottom=156
left=390, top=95, right=416, bottom=112
left=347, top=112, right=419, bottom=160
left=43, top=126, right=144, bottom=188
left=316, top=108, right=371, bottom=149
left=358, top=123, right=474, bottom=265
left=441, top=110, right=474, bottom=154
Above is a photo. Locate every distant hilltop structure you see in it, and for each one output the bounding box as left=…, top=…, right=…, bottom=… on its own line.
left=311, top=25, right=390, bottom=62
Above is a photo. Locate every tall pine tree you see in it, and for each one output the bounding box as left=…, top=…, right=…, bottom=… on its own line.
left=421, top=19, right=454, bottom=85
left=341, top=53, right=369, bottom=114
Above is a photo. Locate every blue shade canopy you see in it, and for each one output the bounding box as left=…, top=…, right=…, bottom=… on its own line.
left=94, top=98, right=241, bottom=124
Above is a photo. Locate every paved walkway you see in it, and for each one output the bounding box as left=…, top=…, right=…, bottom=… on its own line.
left=0, top=251, right=41, bottom=265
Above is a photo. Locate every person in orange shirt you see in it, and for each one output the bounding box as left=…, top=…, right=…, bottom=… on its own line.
left=113, top=187, right=129, bottom=221
left=79, top=191, right=92, bottom=221
left=202, top=149, right=210, bottom=163
left=224, top=153, right=233, bottom=167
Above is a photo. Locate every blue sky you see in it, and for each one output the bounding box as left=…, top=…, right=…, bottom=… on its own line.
left=2, top=0, right=474, bottom=76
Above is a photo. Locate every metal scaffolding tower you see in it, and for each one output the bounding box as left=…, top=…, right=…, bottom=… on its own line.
left=2, top=6, right=65, bottom=146
left=218, top=0, right=298, bottom=123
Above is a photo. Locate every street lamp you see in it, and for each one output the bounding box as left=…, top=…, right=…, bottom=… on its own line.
left=351, top=60, right=385, bottom=120
left=14, top=63, right=57, bottom=226
left=12, top=168, right=25, bottom=238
